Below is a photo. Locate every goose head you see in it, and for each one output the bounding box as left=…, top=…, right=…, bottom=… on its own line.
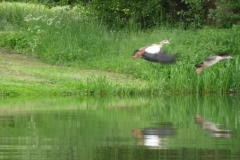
left=159, top=40, right=170, bottom=47
left=196, top=114, right=204, bottom=124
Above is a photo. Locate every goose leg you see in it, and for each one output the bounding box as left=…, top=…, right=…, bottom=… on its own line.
left=196, top=65, right=204, bottom=74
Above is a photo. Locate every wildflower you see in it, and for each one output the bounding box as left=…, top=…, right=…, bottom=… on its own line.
left=55, top=21, right=61, bottom=27
left=34, top=25, right=40, bottom=29
left=37, top=29, right=42, bottom=34
left=46, top=17, right=56, bottom=25
left=47, top=20, right=52, bottom=25
left=33, top=16, right=43, bottom=21
left=24, top=14, right=32, bottom=22
left=110, top=30, right=116, bottom=34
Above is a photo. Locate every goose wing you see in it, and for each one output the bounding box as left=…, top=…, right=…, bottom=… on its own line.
left=195, top=55, right=218, bottom=68
left=204, top=55, right=217, bottom=62
left=142, top=50, right=176, bottom=63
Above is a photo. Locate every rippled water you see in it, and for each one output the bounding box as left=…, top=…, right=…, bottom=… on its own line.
left=0, top=95, right=239, bottom=160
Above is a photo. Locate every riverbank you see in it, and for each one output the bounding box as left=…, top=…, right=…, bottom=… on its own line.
left=0, top=49, right=150, bottom=96
left=0, top=2, right=239, bottom=95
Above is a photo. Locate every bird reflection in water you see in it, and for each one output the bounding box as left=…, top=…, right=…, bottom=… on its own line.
left=195, top=114, right=231, bottom=138
left=132, top=122, right=176, bottom=149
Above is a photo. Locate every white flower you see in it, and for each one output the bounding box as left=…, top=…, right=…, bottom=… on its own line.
left=24, top=14, right=33, bottom=22
left=37, top=29, right=42, bottom=34
left=55, top=21, right=61, bottom=27
left=34, top=25, right=40, bottom=29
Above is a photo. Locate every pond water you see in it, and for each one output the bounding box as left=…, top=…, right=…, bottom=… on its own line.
left=0, top=94, right=239, bottom=160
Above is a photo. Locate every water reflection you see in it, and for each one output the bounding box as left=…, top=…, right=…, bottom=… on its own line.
left=196, top=114, right=231, bottom=138
left=132, top=123, right=176, bottom=149
left=0, top=95, right=239, bottom=160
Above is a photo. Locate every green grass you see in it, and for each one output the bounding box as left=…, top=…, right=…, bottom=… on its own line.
left=0, top=2, right=240, bottom=95
left=0, top=49, right=157, bottom=96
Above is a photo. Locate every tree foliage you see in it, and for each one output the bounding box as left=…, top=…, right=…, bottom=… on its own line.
left=90, top=0, right=240, bottom=29
left=3, top=0, right=239, bottom=29
left=91, top=0, right=181, bottom=29
left=208, top=0, right=240, bottom=28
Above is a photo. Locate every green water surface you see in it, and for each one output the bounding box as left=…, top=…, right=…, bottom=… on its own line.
left=0, top=94, right=239, bottom=160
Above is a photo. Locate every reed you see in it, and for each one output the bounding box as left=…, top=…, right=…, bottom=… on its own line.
left=0, top=2, right=240, bottom=95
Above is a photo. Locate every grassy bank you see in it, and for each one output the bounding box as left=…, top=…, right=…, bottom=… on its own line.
left=0, top=2, right=240, bottom=95
left=0, top=49, right=157, bottom=96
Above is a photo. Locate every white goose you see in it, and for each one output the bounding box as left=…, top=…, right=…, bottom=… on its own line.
left=132, top=40, right=176, bottom=64
left=195, top=54, right=233, bottom=73
left=196, top=114, right=230, bottom=133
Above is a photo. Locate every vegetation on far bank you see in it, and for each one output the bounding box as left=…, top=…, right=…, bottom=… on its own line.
left=0, top=2, right=240, bottom=96
left=4, top=0, right=239, bottom=30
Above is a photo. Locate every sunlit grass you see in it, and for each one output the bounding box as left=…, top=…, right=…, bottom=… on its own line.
left=0, top=2, right=240, bottom=95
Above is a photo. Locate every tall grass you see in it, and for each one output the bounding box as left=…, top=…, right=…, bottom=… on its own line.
left=0, top=2, right=240, bottom=94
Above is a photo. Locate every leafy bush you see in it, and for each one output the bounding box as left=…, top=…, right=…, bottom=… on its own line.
left=91, top=0, right=180, bottom=29
left=177, top=1, right=208, bottom=29
left=2, top=0, right=239, bottom=29
left=0, top=32, right=30, bottom=50
left=90, top=0, right=240, bottom=29
left=208, top=0, right=240, bottom=28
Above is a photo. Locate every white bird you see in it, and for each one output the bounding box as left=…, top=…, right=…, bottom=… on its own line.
left=196, top=114, right=230, bottom=133
left=195, top=53, right=233, bottom=73
left=132, top=40, right=176, bottom=64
